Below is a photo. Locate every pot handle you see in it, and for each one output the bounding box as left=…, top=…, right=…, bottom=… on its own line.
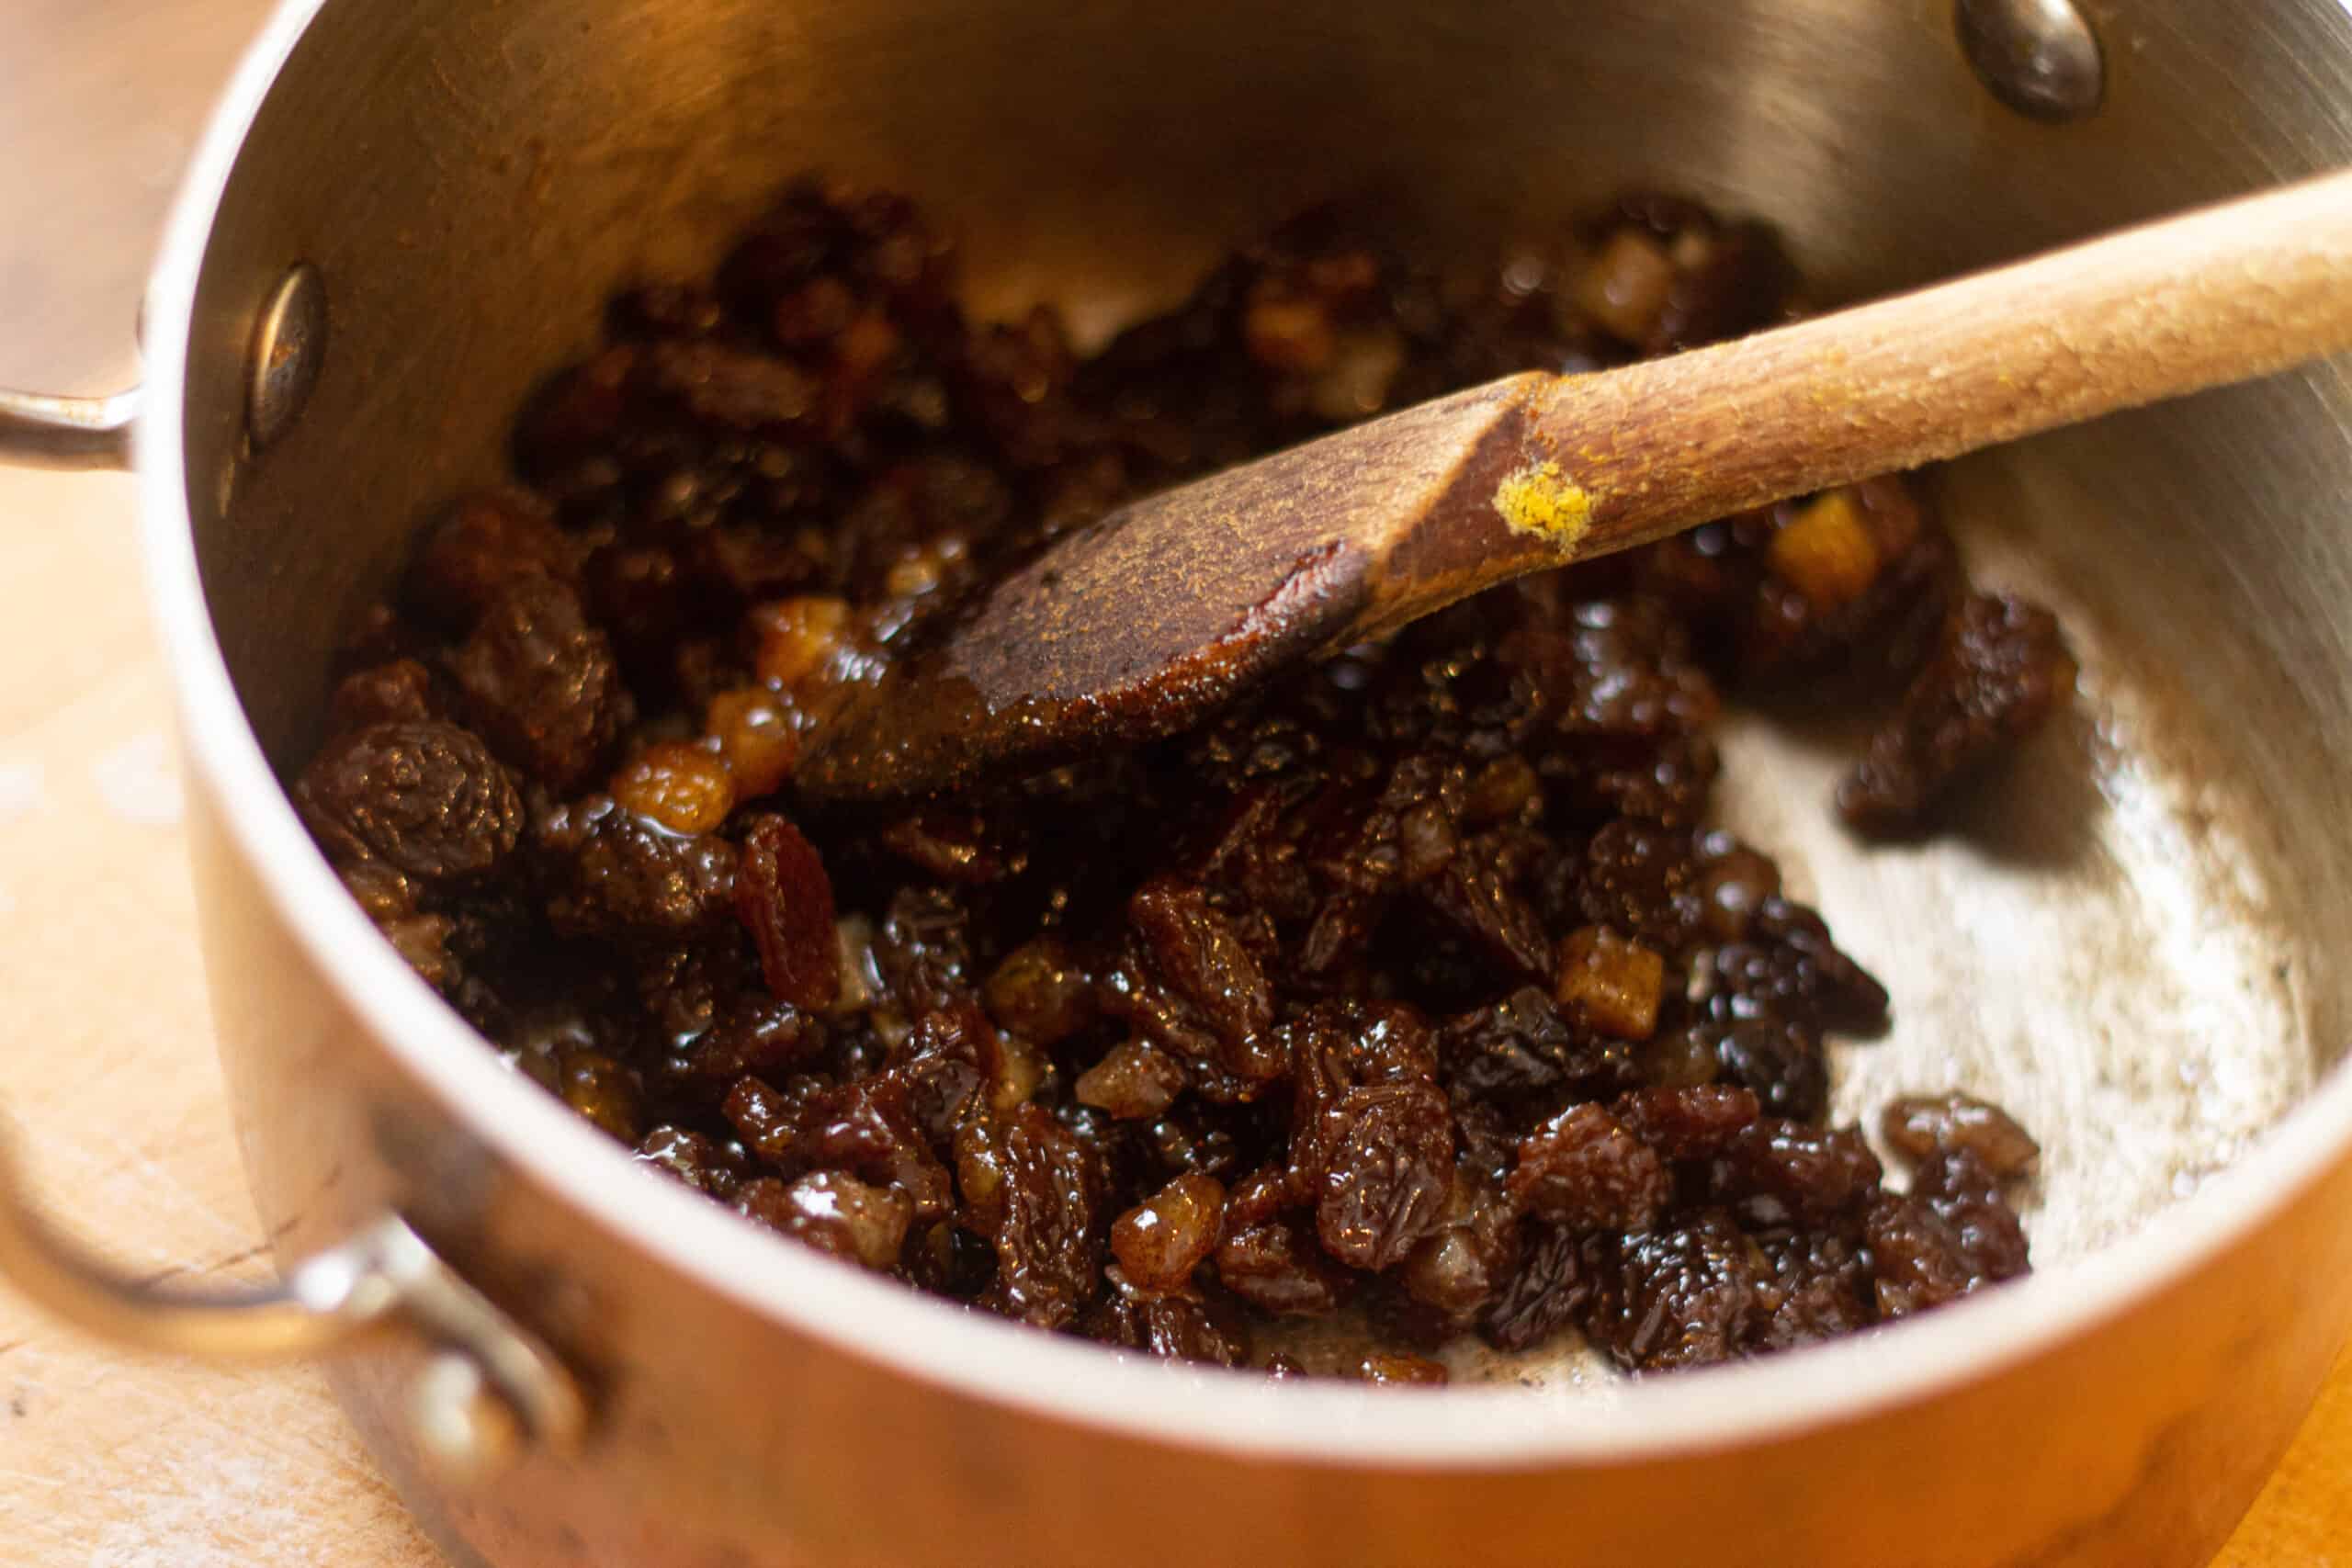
left=0, top=387, right=140, bottom=471
left=0, top=1121, right=586, bottom=1482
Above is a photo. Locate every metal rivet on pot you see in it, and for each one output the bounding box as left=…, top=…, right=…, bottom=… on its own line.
left=245, top=262, right=325, bottom=449
left=407, top=1348, right=527, bottom=1485
left=1955, top=0, right=2105, bottom=124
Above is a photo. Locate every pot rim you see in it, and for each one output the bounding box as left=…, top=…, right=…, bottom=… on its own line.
left=139, top=0, right=2352, bottom=1468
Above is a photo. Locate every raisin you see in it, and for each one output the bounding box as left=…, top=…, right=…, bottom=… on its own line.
left=1079, top=1272, right=1251, bottom=1367
left=448, top=577, right=624, bottom=792
left=1397, top=1168, right=1521, bottom=1323
left=956, top=1102, right=1103, bottom=1329
left=639, top=339, right=820, bottom=434
left=1608, top=1084, right=1760, bottom=1160
left=819, top=1084, right=955, bottom=1217
left=338, top=860, right=417, bottom=924
left=1286, top=1003, right=1453, bottom=1261
left=891, top=1003, right=1000, bottom=1145
left=1865, top=1196, right=1975, bottom=1318
left=1711, top=1019, right=1830, bottom=1123
left=329, top=659, right=436, bottom=731
left=1300, top=751, right=1464, bottom=894
left=736, top=813, right=842, bottom=1010
left=408, top=489, right=577, bottom=627
left=1707, top=1119, right=1883, bottom=1229
left=634, top=1124, right=746, bottom=1197
left=1143, top=1107, right=1253, bottom=1185
left=298, top=721, right=522, bottom=883
left=1290, top=999, right=1440, bottom=1095
left=558, top=1048, right=642, bottom=1142
left=1213, top=1167, right=1353, bottom=1316
left=539, top=795, right=739, bottom=942
left=1295, top=1081, right=1454, bottom=1272
left=878, top=809, right=1018, bottom=886
left=1882, top=1092, right=2041, bottom=1179
left=1477, top=1221, right=1592, bottom=1352
left=904, top=1221, right=999, bottom=1301
left=662, top=996, right=825, bottom=1085
left=1056, top=1102, right=1144, bottom=1200
left=1578, top=819, right=1702, bottom=950
left=1438, top=986, right=1634, bottom=1107
left=1639, top=1025, right=1726, bottom=1091
left=1514, top=594, right=1719, bottom=742
left=955, top=308, right=1087, bottom=468
left=1417, top=855, right=1553, bottom=986
left=371, top=900, right=458, bottom=990
left=736, top=1170, right=912, bottom=1270
left=1508, top=1103, right=1671, bottom=1231
left=1693, top=839, right=1781, bottom=942
left=1074, top=1040, right=1189, bottom=1122
left=1753, top=1229, right=1875, bottom=1350
left=729, top=1072, right=953, bottom=1220
left=1863, top=1154, right=2033, bottom=1323
left=1751, top=897, right=1892, bottom=1032
left=874, top=886, right=975, bottom=1013
left=1464, top=755, right=1542, bottom=826
left=1110, top=1172, right=1227, bottom=1293
left=1128, top=877, right=1280, bottom=1087
left=1581, top=1211, right=1763, bottom=1372
left=1839, top=593, right=2076, bottom=834
left=1914, top=1146, right=2031, bottom=1281
left=1215, top=1220, right=1351, bottom=1316
left=984, top=936, right=1099, bottom=1044
left=721, top=1073, right=807, bottom=1164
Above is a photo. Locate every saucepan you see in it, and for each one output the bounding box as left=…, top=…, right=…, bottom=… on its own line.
left=4, top=0, right=2352, bottom=1562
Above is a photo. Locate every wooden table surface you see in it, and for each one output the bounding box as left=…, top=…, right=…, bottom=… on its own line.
left=2, top=5, right=2350, bottom=1564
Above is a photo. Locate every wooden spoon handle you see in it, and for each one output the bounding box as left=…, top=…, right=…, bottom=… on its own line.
left=1530, top=167, right=2352, bottom=556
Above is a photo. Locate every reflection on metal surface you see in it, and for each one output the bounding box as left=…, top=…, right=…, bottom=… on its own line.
left=0, top=386, right=138, bottom=471
left=246, top=261, right=325, bottom=449
left=409, top=1348, right=529, bottom=1485
left=1957, top=0, right=2107, bottom=123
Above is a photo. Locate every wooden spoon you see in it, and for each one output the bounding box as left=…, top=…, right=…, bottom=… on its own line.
left=797, top=169, right=2352, bottom=801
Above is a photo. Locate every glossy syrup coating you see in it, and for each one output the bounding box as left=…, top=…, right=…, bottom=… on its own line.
left=292, top=178, right=2068, bottom=1378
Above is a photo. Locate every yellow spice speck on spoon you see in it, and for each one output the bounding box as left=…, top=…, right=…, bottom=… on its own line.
left=1493, top=459, right=1594, bottom=548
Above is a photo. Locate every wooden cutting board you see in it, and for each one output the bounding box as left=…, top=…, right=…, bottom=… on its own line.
left=0, top=6, right=2346, bottom=1563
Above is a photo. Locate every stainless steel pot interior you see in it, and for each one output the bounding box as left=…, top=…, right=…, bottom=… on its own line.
left=153, top=0, right=2352, bottom=1421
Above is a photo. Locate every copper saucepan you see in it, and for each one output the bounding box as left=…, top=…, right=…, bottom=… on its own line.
left=4, top=0, right=2352, bottom=1562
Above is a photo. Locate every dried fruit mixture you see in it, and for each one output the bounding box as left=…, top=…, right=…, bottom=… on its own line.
left=295, top=180, right=2077, bottom=1382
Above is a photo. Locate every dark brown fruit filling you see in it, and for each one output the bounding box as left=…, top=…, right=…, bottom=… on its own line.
left=293, top=177, right=2070, bottom=1379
